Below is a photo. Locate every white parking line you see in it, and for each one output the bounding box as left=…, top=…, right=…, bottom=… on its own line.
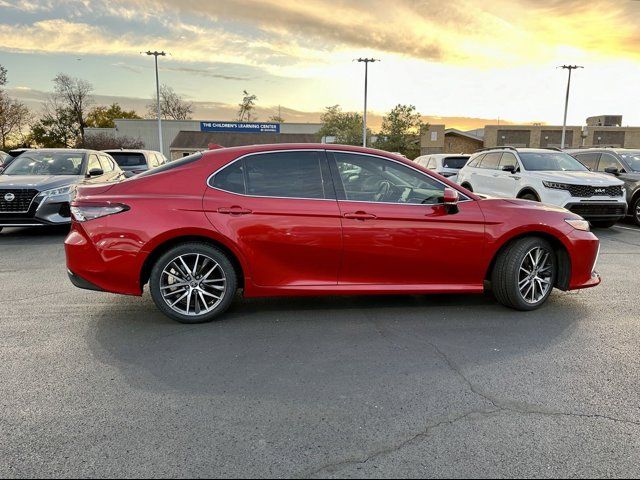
left=613, top=225, right=640, bottom=233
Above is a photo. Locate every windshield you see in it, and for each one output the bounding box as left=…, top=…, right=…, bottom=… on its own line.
left=3, top=152, right=85, bottom=176
left=108, top=152, right=147, bottom=167
left=442, top=156, right=469, bottom=169
left=519, top=152, right=588, bottom=172
left=618, top=151, right=640, bottom=172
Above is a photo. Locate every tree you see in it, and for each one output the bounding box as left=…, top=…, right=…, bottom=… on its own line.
left=52, top=73, right=94, bottom=144
left=237, top=90, right=257, bottom=122
left=147, top=85, right=193, bottom=120
left=30, top=100, right=80, bottom=148
left=0, top=93, right=30, bottom=149
left=0, top=64, right=30, bottom=149
left=87, top=103, right=141, bottom=128
left=318, top=105, right=368, bottom=146
left=374, top=104, right=426, bottom=158
left=80, top=132, right=144, bottom=150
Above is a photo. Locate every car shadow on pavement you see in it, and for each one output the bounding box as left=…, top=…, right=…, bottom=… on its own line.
left=87, top=290, right=586, bottom=401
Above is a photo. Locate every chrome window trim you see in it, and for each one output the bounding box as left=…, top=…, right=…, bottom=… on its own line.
left=206, top=148, right=474, bottom=204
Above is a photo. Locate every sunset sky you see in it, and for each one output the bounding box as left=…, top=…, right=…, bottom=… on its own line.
left=1, top=0, right=639, bottom=130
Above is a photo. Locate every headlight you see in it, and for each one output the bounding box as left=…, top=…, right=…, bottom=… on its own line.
left=543, top=181, right=571, bottom=190
left=39, top=185, right=76, bottom=198
left=565, top=218, right=590, bottom=232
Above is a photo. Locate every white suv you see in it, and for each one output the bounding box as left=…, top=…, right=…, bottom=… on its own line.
left=456, top=147, right=627, bottom=228
left=413, top=154, right=470, bottom=182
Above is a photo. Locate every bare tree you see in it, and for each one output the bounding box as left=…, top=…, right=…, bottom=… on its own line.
left=52, top=73, right=94, bottom=143
left=237, top=90, right=257, bottom=122
left=0, top=64, right=7, bottom=87
left=80, top=132, right=144, bottom=150
left=147, top=85, right=193, bottom=120
left=0, top=92, right=30, bottom=149
left=0, top=64, right=30, bottom=149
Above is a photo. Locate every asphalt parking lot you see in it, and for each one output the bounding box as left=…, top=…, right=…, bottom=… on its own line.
left=1, top=224, right=639, bottom=478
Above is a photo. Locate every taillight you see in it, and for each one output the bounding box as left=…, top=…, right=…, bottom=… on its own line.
left=70, top=202, right=130, bottom=222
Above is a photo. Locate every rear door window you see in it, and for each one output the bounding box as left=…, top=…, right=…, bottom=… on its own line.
left=99, top=155, right=115, bottom=172
left=573, top=152, right=600, bottom=170
left=467, top=154, right=484, bottom=168
left=479, top=152, right=502, bottom=169
left=245, top=152, right=326, bottom=199
left=212, top=161, right=245, bottom=194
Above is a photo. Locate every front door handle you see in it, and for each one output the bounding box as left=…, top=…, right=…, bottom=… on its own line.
left=344, top=211, right=376, bottom=220
left=218, top=206, right=252, bottom=215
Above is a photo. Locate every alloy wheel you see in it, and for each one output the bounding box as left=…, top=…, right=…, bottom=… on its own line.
left=160, top=253, right=227, bottom=316
left=518, top=246, right=553, bottom=304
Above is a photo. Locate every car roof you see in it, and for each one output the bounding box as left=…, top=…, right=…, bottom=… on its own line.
left=18, top=148, right=95, bottom=154
left=103, top=149, right=158, bottom=154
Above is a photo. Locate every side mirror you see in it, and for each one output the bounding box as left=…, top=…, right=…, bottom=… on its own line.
left=502, top=165, right=517, bottom=174
left=443, top=187, right=459, bottom=214
left=604, top=167, right=620, bottom=175
left=87, top=168, right=104, bottom=178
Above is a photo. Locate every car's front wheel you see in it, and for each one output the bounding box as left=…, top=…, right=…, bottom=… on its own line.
left=149, top=242, right=238, bottom=324
left=632, top=197, right=640, bottom=227
left=491, top=237, right=556, bottom=311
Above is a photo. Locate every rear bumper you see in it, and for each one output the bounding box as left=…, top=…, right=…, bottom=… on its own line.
left=67, top=269, right=105, bottom=292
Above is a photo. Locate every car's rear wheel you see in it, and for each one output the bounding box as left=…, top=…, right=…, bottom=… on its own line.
left=590, top=220, right=618, bottom=228
left=632, top=197, right=640, bottom=227
left=149, top=243, right=237, bottom=324
left=491, top=237, right=556, bottom=311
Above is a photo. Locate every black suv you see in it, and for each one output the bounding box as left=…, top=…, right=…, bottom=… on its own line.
left=569, top=149, right=640, bottom=225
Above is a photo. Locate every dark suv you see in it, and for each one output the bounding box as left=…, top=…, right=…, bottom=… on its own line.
left=569, top=149, right=640, bottom=225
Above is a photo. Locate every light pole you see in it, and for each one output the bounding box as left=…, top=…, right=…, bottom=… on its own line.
left=355, top=58, right=379, bottom=147
left=558, top=65, right=583, bottom=149
left=144, top=51, right=167, bottom=154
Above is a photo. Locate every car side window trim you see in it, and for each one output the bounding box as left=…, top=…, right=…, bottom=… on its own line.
left=206, top=149, right=337, bottom=201
left=325, top=150, right=472, bottom=205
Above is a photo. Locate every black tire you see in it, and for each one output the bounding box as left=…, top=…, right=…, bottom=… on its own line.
left=519, top=193, right=539, bottom=202
left=491, top=237, right=557, bottom=311
left=632, top=196, right=640, bottom=227
left=149, top=242, right=238, bottom=324
left=590, top=220, right=618, bottom=228
left=461, top=183, right=473, bottom=192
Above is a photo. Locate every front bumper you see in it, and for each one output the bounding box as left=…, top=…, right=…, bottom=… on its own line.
left=566, top=229, right=602, bottom=290
left=0, top=192, right=72, bottom=227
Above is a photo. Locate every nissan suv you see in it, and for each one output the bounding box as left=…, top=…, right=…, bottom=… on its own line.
left=568, top=148, right=640, bottom=226
left=456, top=147, right=626, bottom=228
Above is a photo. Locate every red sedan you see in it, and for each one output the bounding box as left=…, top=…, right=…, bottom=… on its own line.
left=65, top=144, right=601, bottom=324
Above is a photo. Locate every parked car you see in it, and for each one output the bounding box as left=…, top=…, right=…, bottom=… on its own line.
left=103, top=149, right=167, bottom=176
left=0, top=149, right=124, bottom=232
left=0, top=148, right=32, bottom=174
left=568, top=148, right=640, bottom=226
left=66, top=144, right=601, bottom=324
left=456, top=147, right=626, bottom=228
left=414, top=154, right=470, bottom=182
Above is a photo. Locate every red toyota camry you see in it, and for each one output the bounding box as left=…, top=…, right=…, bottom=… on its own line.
left=65, top=144, right=601, bottom=324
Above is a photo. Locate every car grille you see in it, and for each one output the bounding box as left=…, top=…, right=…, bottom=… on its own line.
left=0, top=189, right=39, bottom=213
left=565, top=184, right=623, bottom=198
left=567, top=203, right=627, bottom=218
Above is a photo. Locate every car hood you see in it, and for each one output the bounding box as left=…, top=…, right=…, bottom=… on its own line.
left=526, top=170, right=624, bottom=185
left=479, top=196, right=577, bottom=216
left=0, top=175, right=81, bottom=192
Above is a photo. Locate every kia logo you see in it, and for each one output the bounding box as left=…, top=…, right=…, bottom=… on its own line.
left=595, top=188, right=605, bottom=194
left=3, top=193, right=15, bottom=202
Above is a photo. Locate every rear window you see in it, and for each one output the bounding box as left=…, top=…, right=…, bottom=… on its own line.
left=442, top=156, right=469, bottom=169
left=136, top=153, right=203, bottom=178
left=109, top=152, right=147, bottom=167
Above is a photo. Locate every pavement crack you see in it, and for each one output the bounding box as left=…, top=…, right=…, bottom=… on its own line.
left=299, top=407, right=502, bottom=479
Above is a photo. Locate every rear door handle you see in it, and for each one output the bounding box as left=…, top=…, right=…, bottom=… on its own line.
left=344, top=211, right=377, bottom=220
left=218, top=206, right=252, bottom=215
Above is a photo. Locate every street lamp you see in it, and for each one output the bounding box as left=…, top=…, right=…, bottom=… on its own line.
left=143, top=50, right=167, bottom=155
left=355, top=58, right=379, bottom=148
left=558, top=65, right=583, bottom=149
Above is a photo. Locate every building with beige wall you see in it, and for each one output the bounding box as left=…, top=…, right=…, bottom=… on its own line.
left=483, top=125, right=583, bottom=148
left=420, top=125, right=483, bottom=155
left=582, top=126, right=640, bottom=148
